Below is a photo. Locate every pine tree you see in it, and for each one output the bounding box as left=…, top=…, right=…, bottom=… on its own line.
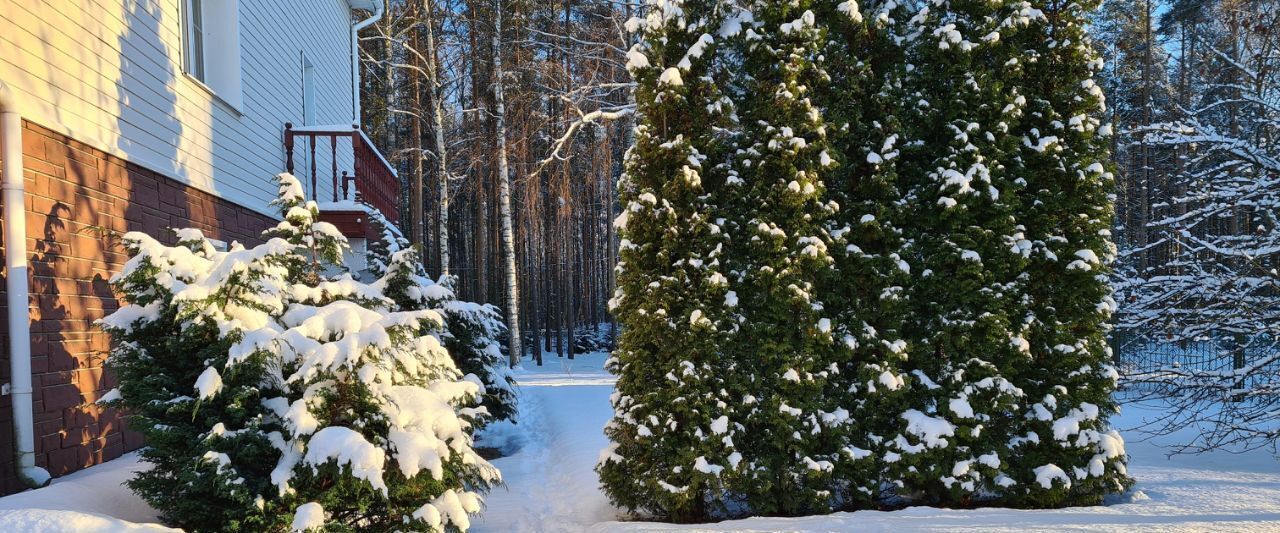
left=597, top=0, right=744, bottom=521
left=102, top=173, right=499, bottom=531
left=1091, top=0, right=1176, bottom=273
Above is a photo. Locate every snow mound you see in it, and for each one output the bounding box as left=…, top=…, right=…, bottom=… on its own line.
left=0, top=453, right=159, bottom=524
left=0, top=509, right=178, bottom=532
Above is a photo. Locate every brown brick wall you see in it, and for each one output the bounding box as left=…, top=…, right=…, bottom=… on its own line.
left=0, top=120, right=278, bottom=494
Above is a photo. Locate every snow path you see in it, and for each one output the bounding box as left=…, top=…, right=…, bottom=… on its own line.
left=472, top=353, right=621, bottom=532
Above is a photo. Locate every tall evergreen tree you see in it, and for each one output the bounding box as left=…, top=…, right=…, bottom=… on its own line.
left=1092, top=0, right=1176, bottom=273
left=1000, top=0, right=1132, bottom=507
left=600, top=0, right=1131, bottom=518
left=873, top=0, right=1132, bottom=506
left=882, top=0, right=1049, bottom=505
left=597, top=0, right=744, bottom=521
left=716, top=1, right=844, bottom=516
left=814, top=0, right=917, bottom=508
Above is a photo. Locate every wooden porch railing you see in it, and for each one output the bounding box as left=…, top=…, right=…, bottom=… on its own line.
left=283, top=123, right=401, bottom=224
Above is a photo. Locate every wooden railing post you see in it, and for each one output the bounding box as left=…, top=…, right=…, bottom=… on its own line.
left=351, top=124, right=364, bottom=183
left=284, top=122, right=295, bottom=175
left=342, top=171, right=356, bottom=202
left=308, top=134, right=317, bottom=201
left=330, top=135, right=339, bottom=202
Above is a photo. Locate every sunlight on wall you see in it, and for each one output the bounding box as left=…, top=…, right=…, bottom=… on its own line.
left=0, top=1, right=215, bottom=194
left=0, top=0, right=355, bottom=216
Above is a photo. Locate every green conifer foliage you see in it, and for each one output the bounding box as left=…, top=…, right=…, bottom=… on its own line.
left=374, top=242, right=517, bottom=427
left=874, top=0, right=1131, bottom=506
left=718, top=1, right=843, bottom=516
left=597, top=0, right=744, bottom=521
left=885, top=0, right=1042, bottom=504
left=103, top=229, right=286, bottom=531
left=598, top=0, right=1130, bottom=518
left=102, top=174, right=498, bottom=531
left=814, top=0, right=917, bottom=508
left=1000, top=0, right=1132, bottom=506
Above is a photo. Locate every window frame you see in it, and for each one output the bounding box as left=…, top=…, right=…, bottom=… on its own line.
left=302, top=53, right=317, bottom=125
left=181, top=0, right=206, bottom=82
left=179, top=0, right=244, bottom=113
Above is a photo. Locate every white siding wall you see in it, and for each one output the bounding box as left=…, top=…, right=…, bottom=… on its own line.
left=0, top=0, right=357, bottom=217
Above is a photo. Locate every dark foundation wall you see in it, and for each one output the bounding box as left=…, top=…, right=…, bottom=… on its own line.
left=0, top=120, right=278, bottom=494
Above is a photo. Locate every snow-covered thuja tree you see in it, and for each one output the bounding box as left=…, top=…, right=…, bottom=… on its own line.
left=1000, top=0, right=1131, bottom=507
left=1118, top=4, right=1280, bottom=456
left=100, top=173, right=498, bottom=532
left=811, top=0, right=918, bottom=508
left=880, top=0, right=1046, bottom=506
left=714, top=2, right=845, bottom=516
left=598, top=0, right=746, bottom=522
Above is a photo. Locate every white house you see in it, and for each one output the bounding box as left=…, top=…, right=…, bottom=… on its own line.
left=0, top=0, right=396, bottom=493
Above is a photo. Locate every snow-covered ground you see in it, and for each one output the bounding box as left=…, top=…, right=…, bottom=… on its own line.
left=485, top=352, right=1280, bottom=532
left=2, top=350, right=1278, bottom=532
left=0, top=452, right=174, bottom=532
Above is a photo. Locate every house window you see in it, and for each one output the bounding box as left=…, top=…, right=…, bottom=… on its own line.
left=302, top=55, right=317, bottom=125
left=181, top=0, right=244, bottom=110
left=182, top=0, right=205, bottom=81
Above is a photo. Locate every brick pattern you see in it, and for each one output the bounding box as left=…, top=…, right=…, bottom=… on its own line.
left=0, top=121, right=278, bottom=494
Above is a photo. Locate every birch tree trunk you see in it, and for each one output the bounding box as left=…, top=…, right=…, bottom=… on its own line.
left=424, top=0, right=449, bottom=275
left=493, top=0, right=521, bottom=367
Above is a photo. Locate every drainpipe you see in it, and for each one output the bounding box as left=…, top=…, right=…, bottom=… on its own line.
left=350, top=2, right=384, bottom=125
left=0, top=82, right=51, bottom=488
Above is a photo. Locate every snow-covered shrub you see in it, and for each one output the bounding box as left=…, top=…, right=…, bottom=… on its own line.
left=572, top=327, right=617, bottom=354
left=101, top=173, right=499, bottom=532
left=364, top=207, right=410, bottom=280
left=369, top=222, right=517, bottom=426
left=377, top=248, right=517, bottom=425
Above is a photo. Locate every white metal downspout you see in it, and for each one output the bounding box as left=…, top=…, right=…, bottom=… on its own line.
left=351, top=2, right=384, bottom=125
left=0, top=82, right=51, bottom=489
